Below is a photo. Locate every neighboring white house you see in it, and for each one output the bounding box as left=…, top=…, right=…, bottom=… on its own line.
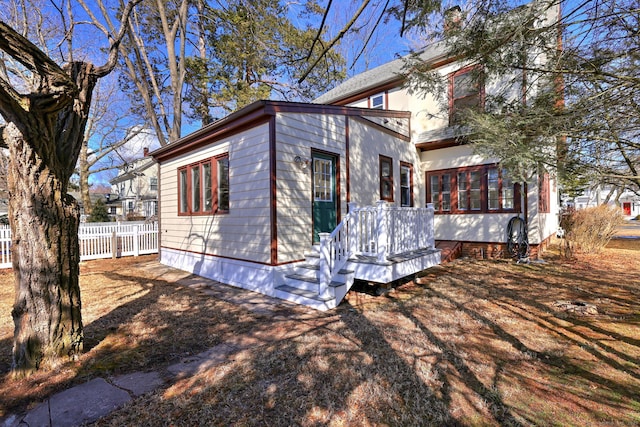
left=620, top=191, right=640, bottom=218
left=151, top=1, right=561, bottom=310
left=109, top=153, right=158, bottom=220
left=569, top=186, right=640, bottom=218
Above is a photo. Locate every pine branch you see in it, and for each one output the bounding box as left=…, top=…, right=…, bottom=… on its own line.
left=298, top=0, right=371, bottom=84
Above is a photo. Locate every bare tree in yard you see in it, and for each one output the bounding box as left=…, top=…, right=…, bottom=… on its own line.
left=80, top=0, right=190, bottom=146
left=0, top=0, right=140, bottom=375
left=77, top=76, right=145, bottom=216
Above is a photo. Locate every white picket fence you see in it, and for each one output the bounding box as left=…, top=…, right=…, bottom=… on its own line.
left=0, top=221, right=158, bottom=269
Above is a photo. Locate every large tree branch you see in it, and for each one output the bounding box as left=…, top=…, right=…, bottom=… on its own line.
left=0, top=21, right=71, bottom=83
left=0, top=75, right=28, bottom=120
left=0, top=21, right=76, bottom=113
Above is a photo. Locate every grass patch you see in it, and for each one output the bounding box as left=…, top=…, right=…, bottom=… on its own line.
left=1, top=242, right=639, bottom=426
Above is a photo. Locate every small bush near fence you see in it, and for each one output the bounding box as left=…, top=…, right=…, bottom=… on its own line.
left=561, top=205, right=624, bottom=255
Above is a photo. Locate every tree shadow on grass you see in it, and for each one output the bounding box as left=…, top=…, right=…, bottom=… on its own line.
left=409, top=265, right=640, bottom=425
left=0, top=264, right=257, bottom=419
left=448, top=264, right=640, bottom=379
left=93, top=301, right=461, bottom=426
left=388, top=299, right=525, bottom=426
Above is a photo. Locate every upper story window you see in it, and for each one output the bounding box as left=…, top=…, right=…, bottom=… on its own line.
left=450, top=66, right=483, bottom=124
left=178, top=153, right=229, bottom=216
left=149, top=177, right=158, bottom=192
left=369, top=93, right=386, bottom=109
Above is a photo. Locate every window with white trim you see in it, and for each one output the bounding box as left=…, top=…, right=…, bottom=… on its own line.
left=370, top=93, right=385, bottom=109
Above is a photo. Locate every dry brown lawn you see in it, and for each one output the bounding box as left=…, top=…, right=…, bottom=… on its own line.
left=1, top=240, right=639, bottom=426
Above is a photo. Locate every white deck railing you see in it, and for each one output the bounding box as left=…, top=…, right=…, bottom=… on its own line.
left=0, top=221, right=158, bottom=269
left=318, top=201, right=435, bottom=297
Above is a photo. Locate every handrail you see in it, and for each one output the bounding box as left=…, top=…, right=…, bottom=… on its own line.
left=318, top=212, right=353, bottom=299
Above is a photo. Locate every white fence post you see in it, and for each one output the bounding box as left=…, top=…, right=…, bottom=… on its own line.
left=0, top=228, right=11, bottom=268
left=111, top=231, right=117, bottom=259
left=133, top=225, right=140, bottom=256
left=376, top=200, right=388, bottom=263
left=318, top=232, right=332, bottom=299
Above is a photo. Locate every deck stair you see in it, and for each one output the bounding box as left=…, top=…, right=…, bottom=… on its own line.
left=275, top=202, right=442, bottom=311
left=275, top=247, right=355, bottom=310
left=275, top=246, right=442, bottom=310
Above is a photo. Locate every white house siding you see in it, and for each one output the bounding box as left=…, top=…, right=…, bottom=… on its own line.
left=349, top=119, right=423, bottom=207
left=421, top=144, right=558, bottom=245
left=275, top=112, right=348, bottom=264
left=420, top=144, right=491, bottom=171
left=526, top=174, right=560, bottom=245
left=159, top=123, right=272, bottom=265
left=346, top=86, right=439, bottom=141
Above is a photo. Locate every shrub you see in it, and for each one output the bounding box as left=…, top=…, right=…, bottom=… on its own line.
left=87, top=198, right=111, bottom=223
left=561, top=205, right=624, bottom=254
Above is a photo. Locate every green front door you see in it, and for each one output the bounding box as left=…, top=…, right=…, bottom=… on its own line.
left=312, top=153, right=337, bottom=243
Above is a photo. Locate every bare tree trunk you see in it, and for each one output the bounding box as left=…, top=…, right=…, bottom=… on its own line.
left=79, top=137, right=93, bottom=216
left=0, top=1, right=139, bottom=376
left=6, top=123, right=82, bottom=374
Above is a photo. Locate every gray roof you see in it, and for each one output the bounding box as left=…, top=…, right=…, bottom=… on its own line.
left=110, top=157, right=156, bottom=185
left=313, top=41, right=448, bottom=105
left=416, top=125, right=470, bottom=144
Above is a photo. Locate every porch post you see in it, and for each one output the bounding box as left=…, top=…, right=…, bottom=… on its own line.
left=376, top=200, right=388, bottom=263
left=426, top=203, right=435, bottom=248
left=348, top=202, right=358, bottom=256
left=318, top=232, right=332, bottom=299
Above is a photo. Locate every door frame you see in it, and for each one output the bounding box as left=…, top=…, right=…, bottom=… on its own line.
left=311, top=149, right=340, bottom=243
